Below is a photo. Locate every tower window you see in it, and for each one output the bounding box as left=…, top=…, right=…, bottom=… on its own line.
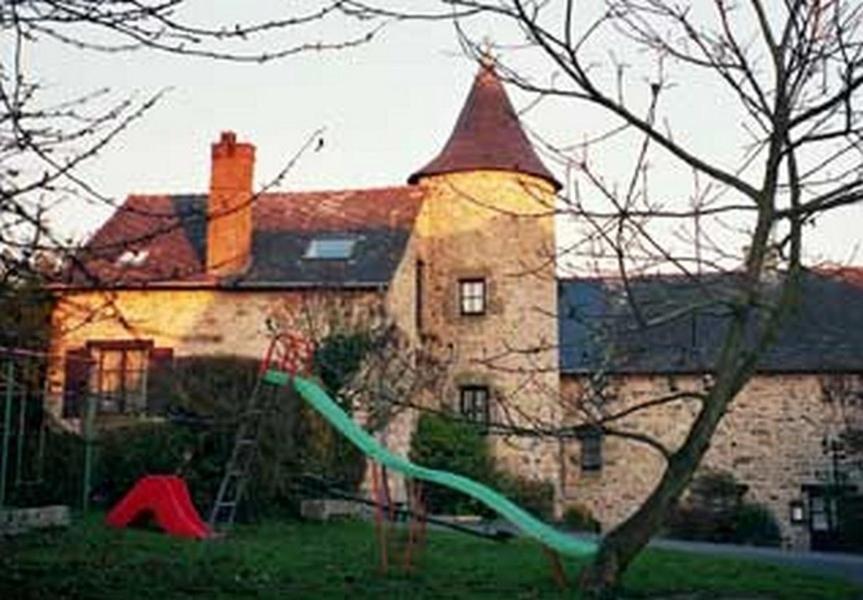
left=459, top=278, right=486, bottom=315
left=415, top=260, right=425, bottom=334
left=459, top=385, right=490, bottom=428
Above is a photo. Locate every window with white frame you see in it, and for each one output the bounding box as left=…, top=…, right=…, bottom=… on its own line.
left=459, top=278, right=486, bottom=315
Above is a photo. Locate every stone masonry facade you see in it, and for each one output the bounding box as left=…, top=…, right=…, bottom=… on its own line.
left=411, top=169, right=563, bottom=501
left=560, top=373, right=863, bottom=549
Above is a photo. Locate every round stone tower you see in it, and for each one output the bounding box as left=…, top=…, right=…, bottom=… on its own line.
left=408, top=58, right=563, bottom=498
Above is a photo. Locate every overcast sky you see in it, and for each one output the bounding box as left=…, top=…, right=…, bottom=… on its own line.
left=23, top=2, right=863, bottom=271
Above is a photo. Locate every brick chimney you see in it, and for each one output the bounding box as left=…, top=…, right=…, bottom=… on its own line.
left=207, top=131, right=255, bottom=276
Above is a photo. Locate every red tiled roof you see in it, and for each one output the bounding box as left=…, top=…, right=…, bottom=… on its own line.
left=75, top=194, right=210, bottom=286
left=62, top=186, right=425, bottom=287
left=255, top=186, right=425, bottom=232
left=409, top=62, right=560, bottom=190
left=817, top=265, right=863, bottom=288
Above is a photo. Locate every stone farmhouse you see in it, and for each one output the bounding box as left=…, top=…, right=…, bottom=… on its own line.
left=47, top=60, right=863, bottom=552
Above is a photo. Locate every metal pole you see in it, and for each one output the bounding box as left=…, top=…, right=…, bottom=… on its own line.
left=15, top=372, right=26, bottom=486
left=1, top=361, right=14, bottom=508
left=82, top=392, right=97, bottom=513
left=35, top=375, right=48, bottom=484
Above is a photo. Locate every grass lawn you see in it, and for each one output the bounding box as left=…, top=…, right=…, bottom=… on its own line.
left=1, top=516, right=859, bottom=599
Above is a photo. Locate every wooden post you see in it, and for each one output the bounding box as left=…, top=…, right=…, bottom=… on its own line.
left=15, top=375, right=27, bottom=485
left=0, top=361, right=14, bottom=508
left=370, top=463, right=389, bottom=574
left=416, top=481, right=428, bottom=548
left=541, top=545, right=568, bottom=590
left=81, top=392, right=97, bottom=513
left=381, top=466, right=396, bottom=522
left=403, top=478, right=418, bottom=571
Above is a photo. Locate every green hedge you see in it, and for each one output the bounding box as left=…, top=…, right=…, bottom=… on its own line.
left=409, top=410, right=494, bottom=515
left=86, top=349, right=366, bottom=520
left=409, top=412, right=554, bottom=519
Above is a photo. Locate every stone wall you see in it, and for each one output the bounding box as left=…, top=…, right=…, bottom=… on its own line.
left=560, top=373, right=863, bottom=549
left=49, top=258, right=423, bottom=498
left=47, top=287, right=392, bottom=417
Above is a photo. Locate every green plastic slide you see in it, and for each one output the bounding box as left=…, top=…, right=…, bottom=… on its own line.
left=285, top=372, right=597, bottom=558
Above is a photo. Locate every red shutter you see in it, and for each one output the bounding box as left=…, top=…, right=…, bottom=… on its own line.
left=147, top=347, right=174, bottom=415
left=62, top=348, right=92, bottom=418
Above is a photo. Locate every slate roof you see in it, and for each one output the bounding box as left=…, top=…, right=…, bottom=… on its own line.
left=558, top=271, right=863, bottom=374
left=62, top=186, right=424, bottom=289
left=408, top=61, right=561, bottom=190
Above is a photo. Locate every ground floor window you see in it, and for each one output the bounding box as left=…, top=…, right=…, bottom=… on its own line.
left=578, top=429, right=603, bottom=472
left=459, top=385, right=490, bottom=429
left=62, top=340, right=173, bottom=417
left=90, top=342, right=151, bottom=414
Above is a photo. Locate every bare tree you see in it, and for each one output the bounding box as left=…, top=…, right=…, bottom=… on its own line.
left=298, top=1, right=863, bottom=593
left=0, top=1, right=379, bottom=294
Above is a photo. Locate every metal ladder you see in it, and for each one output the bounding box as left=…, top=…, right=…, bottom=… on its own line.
left=207, top=375, right=283, bottom=531
left=208, top=330, right=312, bottom=533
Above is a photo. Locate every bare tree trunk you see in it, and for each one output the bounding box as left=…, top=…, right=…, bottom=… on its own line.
left=578, top=372, right=744, bottom=596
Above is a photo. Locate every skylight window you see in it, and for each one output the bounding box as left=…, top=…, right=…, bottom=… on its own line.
left=304, top=237, right=356, bottom=260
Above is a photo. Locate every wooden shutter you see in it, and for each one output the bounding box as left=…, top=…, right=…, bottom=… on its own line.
left=62, top=348, right=91, bottom=418
left=147, top=347, right=174, bottom=415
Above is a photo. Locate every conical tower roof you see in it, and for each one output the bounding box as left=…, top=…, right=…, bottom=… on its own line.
left=408, top=61, right=560, bottom=190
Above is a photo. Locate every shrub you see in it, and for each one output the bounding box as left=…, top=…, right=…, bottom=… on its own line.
left=563, top=503, right=601, bottom=532
left=6, top=428, right=86, bottom=508
left=496, top=473, right=556, bottom=520
left=312, top=332, right=374, bottom=403
left=409, top=412, right=494, bottom=515
left=665, top=469, right=780, bottom=546
left=96, top=423, right=202, bottom=507
left=733, top=502, right=781, bottom=546
left=409, top=412, right=554, bottom=518
left=91, top=349, right=366, bottom=520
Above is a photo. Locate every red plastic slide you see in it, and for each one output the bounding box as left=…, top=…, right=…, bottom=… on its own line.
left=106, top=475, right=210, bottom=539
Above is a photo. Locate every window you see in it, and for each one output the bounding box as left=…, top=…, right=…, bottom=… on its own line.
left=304, top=237, right=356, bottom=260
left=415, top=259, right=425, bottom=333
left=809, top=496, right=834, bottom=532
left=459, top=278, right=486, bottom=315
left=89, top=342, right=151, bottom=414
left=62, top=341, right=172, bottom=418
left=578, top=429, right=603, bottom=472
left=459, top=385, right=490, bottom=428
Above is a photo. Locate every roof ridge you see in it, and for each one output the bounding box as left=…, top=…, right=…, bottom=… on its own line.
left=117, top=185, right=419, bottom=201
left=261, top=184, right=420, bottom=198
